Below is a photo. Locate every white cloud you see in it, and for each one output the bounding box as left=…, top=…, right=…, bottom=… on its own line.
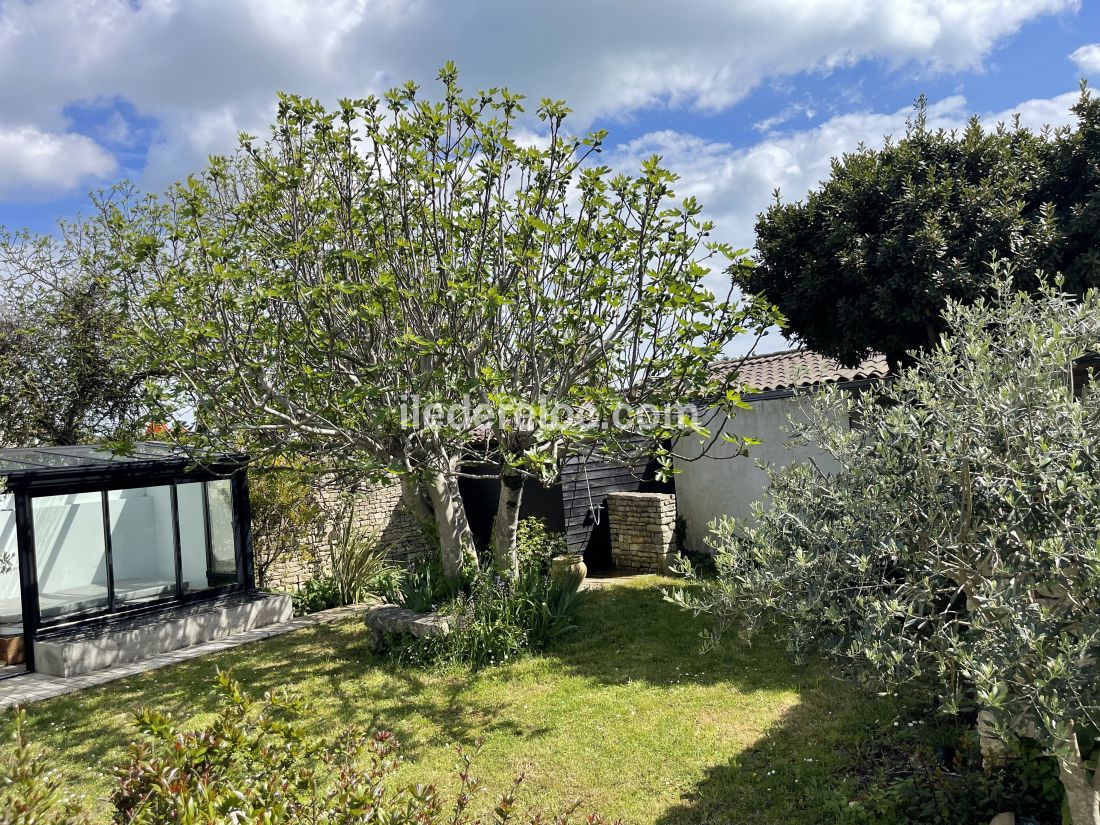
left=97, top=110, right=135, bottom=146
left=611, top=90, right=1080, bottom=256
left=0, top=0, right=1079, bottom=195
left=1070, top=43, right=1100, bottom=75
left=0, top=126, right=116, bottom=199
left=608, top=89, right=1082, bottom=354
left=753, top=102, right=818, bottom=134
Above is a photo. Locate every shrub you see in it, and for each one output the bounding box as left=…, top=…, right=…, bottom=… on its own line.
left=0, top=709, right=88, bottom=825
left=292, top=496, right=400, bottom=616
left=383, top=552, right=581, bottom=670
left=249, top=467, right=325, bottom=590
left=325, top=501, right=400, bottom=606
left=515, top=517, right=566, bottom=578
left=673, top=266, right=1100, bottom=823
left=841, top=726, right=1062, bottom=824
left=378, top=522, right=578, bottom=669
left=0, top=671, right=614, bottom=824
left=445, top=567, right=581, bottom=668
left=383, top=550, right=455, bottom=613
left=292, top=574, right=343, bottom=614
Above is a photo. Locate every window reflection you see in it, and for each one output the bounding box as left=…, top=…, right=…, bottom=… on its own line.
left=107, top=487, right=178, bottom=606
left=27, top=478, right=242, bottom=622
left=32, top=492, right=110, bottom=618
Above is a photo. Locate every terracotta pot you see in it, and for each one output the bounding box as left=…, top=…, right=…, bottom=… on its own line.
left=550, top=553, right=587, bottom=589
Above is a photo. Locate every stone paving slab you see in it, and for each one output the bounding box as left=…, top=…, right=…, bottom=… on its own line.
left=0, top=604, right=366, bottom=711
left=579, top=572, right=649, bottom=590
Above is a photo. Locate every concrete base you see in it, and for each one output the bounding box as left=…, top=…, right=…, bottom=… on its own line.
left=33, top=592, right=293, bottom=678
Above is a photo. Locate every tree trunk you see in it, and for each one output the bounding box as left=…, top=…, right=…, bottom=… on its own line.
left=426, top=464, right=478, bottom=582
left=492, top=466, right=524, bottom=578
left=977, top=709, right=1011, bottom=765
left=398, top=473, right=434, bottom=524
left=1057, top=731, right=1100, bottom=825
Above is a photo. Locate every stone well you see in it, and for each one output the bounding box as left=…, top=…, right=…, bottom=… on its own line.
left=606, top=491, right=677, bottom=573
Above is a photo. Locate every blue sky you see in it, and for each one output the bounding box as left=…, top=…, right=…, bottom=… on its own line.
left=2, top=1, right=1096, bottom=234
left=1, top=0, right=1098, bottom=354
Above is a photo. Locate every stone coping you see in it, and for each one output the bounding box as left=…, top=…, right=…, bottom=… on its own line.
left=35, top=591, right=277, bottom=643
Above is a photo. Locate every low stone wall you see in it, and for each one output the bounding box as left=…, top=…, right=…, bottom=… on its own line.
left=606, top=491, right=677, bottom=573
left=264, top=477, right=432, bottom=592
left=34, top=592, right=293, bottom=678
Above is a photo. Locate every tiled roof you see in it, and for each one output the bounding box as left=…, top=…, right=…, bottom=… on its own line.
left=713, top=348, right=890, bottom=393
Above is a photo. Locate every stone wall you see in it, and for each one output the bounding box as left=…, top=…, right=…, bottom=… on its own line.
left=606, top=492, right=677, bottom=573
left=262, top=476, right=432, bottom=592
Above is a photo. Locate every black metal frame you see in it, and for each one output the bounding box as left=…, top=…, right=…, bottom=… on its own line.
left=3, top=456, right=254, bottom=675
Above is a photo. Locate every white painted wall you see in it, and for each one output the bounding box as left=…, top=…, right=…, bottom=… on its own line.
left=0, top=496, right=19, bottom=602
left=178, top=481, right=212, bottom=591
left=32, top=492, right=109, bottom=594
left=107, top=487, right=177, bottom=583
left=673, top=395, right=847, bottom=552
left=33, top=488, right=178, bottom=599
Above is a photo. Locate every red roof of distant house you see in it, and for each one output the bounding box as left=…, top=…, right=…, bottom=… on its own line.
left=713, top=348, right=890, bottom=393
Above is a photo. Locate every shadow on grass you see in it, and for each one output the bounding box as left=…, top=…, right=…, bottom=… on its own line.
left=550, top=579, right=901, bottom=825
left=544, top=577, right=814, bottom=693
left=12, top=577, right=901, bottom=824
left=651, top=682, right=891, bottom=825
left=14, top=617, right=525, bottom=780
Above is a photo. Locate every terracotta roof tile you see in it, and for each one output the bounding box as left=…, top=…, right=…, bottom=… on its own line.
left=713, top=348, right=890, bottom=393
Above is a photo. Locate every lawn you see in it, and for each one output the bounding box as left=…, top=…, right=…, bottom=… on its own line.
left=8, top=577, right=907, bottom=824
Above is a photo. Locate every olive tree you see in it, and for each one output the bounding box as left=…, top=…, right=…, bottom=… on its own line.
left=112, top=65, right=778, bottom=581
left=673, top=265, right=1100, bottom=824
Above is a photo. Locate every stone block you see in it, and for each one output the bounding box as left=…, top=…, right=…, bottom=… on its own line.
left=364, top=603, right=454, bottom=651
left=363, top=604, right=454, bottom=639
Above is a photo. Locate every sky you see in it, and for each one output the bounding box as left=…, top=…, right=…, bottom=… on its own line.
left=1, top=0, right=1098, bottom=352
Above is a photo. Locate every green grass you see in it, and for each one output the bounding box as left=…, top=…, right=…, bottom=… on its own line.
left=9, top=577, right=909, bottom=824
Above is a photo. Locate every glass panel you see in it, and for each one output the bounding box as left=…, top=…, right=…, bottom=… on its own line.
left=0, top=495, right=21, bottom=629
left=5, top=451, right=96, bottom=468
left=178, top=481, right=238, bottom=592
left=178, top=482, right=213, bottom=593
left=36, top=447, right=139, bottom=463
left=32, top=492, right=109, bottom=619
left=107, top=487, right=178, bottom=607
left=206, top=480, right=239, bottom=587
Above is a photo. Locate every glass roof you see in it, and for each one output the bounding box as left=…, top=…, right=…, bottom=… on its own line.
left=0, top=459, right=41, bottom=472
left=0, top=442, right=197, bottom=478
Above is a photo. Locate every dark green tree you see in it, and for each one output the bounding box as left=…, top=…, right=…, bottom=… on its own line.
left=745, top=89, right=1099, bottom=369
left=0, top=218, right=151, bottom=447
left=1037, top=86, right=1100, bottom=292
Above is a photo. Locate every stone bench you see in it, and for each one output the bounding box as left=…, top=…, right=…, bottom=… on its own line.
left=363, top=604, right=453, bottom=648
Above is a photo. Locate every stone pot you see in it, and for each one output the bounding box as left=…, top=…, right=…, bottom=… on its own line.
left=550, top=553, right=587, bottom=589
